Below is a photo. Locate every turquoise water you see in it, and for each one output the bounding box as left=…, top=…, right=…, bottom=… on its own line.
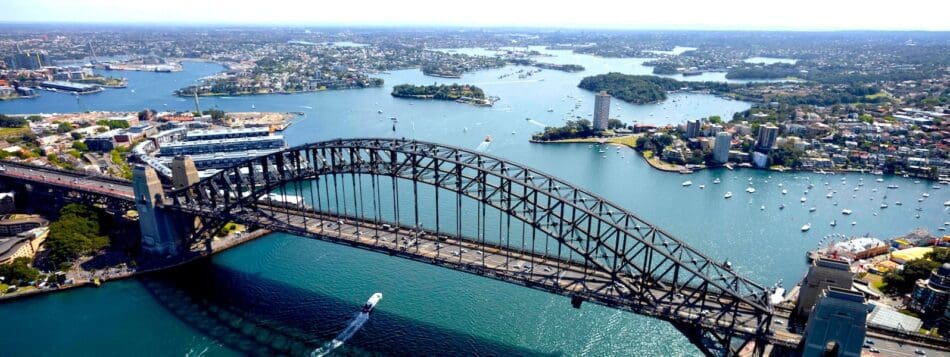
left=0, top=51, right=947, bottom=356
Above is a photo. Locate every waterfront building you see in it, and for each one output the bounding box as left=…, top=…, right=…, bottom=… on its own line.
left=909, top=263, right=950, bottom=317
left=158, top=135, right=285, bottom=156
left=39, top=80, right=101, bottom=93
left=184, top=127, right=270, bottom=141
left=0, top=227, right=48, bottom=265
left=593, top=91, right=610, bottom=131
left=713, top=132, right=731, bottom=164
left=755, top=125, right=779, bottom=150
left=685, top=120, right=700, bottom=139
left=801, top=287, right=867, bottom=357
left=0, top=214, right=48, bottom=236
left=794, top=257, right=854, bottom=319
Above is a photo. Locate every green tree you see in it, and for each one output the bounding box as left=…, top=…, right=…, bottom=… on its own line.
left=883, top=259, right=939, bottom=294
left=72, top=141, right=88, bottom=152
left=0, top=257, right=40, bottom=285
left=56, top=122, right=72, bottom=134
left=925, top=248, right=950, bottom=264
left=44, top=204, right=112, bottom=268
left=708, top=115, right=722, bottom=124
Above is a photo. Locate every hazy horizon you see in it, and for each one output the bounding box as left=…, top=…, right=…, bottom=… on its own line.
left=3, top=0, right=949, bottom=31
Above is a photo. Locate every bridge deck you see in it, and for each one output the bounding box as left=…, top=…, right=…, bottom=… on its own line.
left=209, top=204, right=784, bottom=341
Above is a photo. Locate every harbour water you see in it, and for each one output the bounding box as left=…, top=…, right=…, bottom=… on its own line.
left=0, top=49, right=947, bottom=356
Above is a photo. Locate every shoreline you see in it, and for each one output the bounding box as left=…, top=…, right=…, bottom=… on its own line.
left=530, top=137, right=942, bottom=180
left=0, top=228, right=271, bottom=304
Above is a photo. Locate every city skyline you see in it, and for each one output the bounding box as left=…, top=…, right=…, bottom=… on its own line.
left=3, top=0, right=950, bottom=31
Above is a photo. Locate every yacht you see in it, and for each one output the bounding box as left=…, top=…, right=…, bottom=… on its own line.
left=801, top=223, right=811, bottom=232
left=826, top=192, right=833, bottom=198
left=781, top=189, right=788, bottom=195
left=851, top=221, right=857, bottom=226
left=746, top=187, right=756, bottom=193
left=800, top=197, right=807, bottom=203
left=842, top=209, right=853, bottom=215
left=809, top=206, right=816, bottom=212
left=880, top=203, right=888, bottom=209
left=922, top=193, right=930, bottom=198
left=698, top=184, right=705, bottom=189
left=362, top=293, right=383, bottom=313
left=724, top=192, right=733, bottom=199
left=682, top=181, right=693, bottom=187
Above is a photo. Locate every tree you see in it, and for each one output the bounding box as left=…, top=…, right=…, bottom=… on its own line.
left=72, top=141, right=88, bottom=152
left=44, top=204, right=112, bottom=268
left=0, top=257, right=40, bottom=286
left=56, top=122, right=72, bottom=134
left=925, top=248, right=950, bottom=264
left=882, top=259, right=939, bottom=294
left=0, top=114, right=27, bottom=128
left=708, top=115, right=722, bottom=124
left=607, top=118, right=625, bottom=130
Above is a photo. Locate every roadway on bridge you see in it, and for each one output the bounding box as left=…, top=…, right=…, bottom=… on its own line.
left=0, top=162, right=134, bottom=200
left=227, top=205, right=796, bottom=346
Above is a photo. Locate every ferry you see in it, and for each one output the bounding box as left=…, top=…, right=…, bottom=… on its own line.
left=362, top=293, right=383, bottom=313
left=724, top=192, right=733, bottom=199
left=682, top=181, right=692, bottom=187
left=801, top=223, right=811, bottom=232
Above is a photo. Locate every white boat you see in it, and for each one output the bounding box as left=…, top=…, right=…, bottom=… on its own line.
left=362, top=292, right=383, bottom=313
left=896, top=201, right=903, bottom=206
left=841, top=209, right=853, bottom=215
left=746, top=187, right=756, bottom=193
left=826, top=193, right=833, bottom=198
left=876, top=178, right=884, bottom=182
left=800, top=197, right=807, bottom=203
left=945, top=200, right=950, bottom=206
left=880, top=203, right=888, bottom=209
left=377, top=109, right=383, bottom=114
left=760, top=205, right=766, bottom=210
left=830, top=220, right=837, bottom=227
left=887, top=184, right=899, bottom=189
left=809, top=206, right=816, bottom=212
left=851, top=221, right=857, bottom=226
left=682, top=181, right=692, bottom=187
left=781, top=189, right=787, bottom=195
left=779, top=204, right=786, bottom=210
left=922, top=193, right=930, bottom=198
left=713, top=178, right=721, bottom=184
left=724, top=192, right=733, bottom=199
left=801, top=223, right=811, bottom=232
left=698, top=185, right=705, bottom=189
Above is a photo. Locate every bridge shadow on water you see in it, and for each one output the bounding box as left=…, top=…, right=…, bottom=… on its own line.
left=140, top=260, right=562, bottom=356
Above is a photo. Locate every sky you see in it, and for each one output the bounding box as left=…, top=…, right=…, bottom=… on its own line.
left=3, top=0, right=949, bottom=31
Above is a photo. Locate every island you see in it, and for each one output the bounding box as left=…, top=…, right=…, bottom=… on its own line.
left=507, top=59, right=585, bottom=72
left=391, top=83, right=495, bottom=106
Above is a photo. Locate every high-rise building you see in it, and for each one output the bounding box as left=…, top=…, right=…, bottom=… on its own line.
left=755, top=125, right=779, bottom=150
left=909, top=263, right=950, bottom=317
left=685, top=120, right=700, bottom=139
left=4, top=51, right=49, bottom=70
left=713, top=132, right=731, bottom=164
left=593, top=91, right=610, bottom=131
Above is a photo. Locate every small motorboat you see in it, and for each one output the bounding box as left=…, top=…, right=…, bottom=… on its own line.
left=724, top=192, right=733, bottom=199
left=801, top=223, right=811, bottom=232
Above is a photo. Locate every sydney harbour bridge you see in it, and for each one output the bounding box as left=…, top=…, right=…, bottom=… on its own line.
left=2, top=138, right=791, bottom=356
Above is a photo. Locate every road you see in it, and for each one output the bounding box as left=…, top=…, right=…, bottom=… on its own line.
left=207, top=204, right=787, bottom=345
left=0, top=161, right=134, bottom=200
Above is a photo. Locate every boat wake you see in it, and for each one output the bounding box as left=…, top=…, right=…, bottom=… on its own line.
left=310, top=312, right=371, bottom=357
left=526, top=119, right=547, bottom=128
left=475, top=140, right=491, bottom=152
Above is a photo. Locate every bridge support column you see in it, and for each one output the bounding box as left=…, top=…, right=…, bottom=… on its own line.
left=133, top=165, right=189, bottom=256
